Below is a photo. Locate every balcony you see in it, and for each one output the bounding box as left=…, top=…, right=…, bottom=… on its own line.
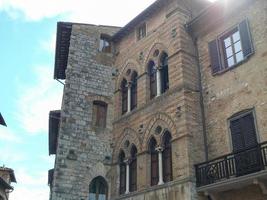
left=195, top=141, right=267, bottom=193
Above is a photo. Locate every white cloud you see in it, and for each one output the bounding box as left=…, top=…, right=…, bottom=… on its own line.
left=15, top=66, right=63, bottom=134
left=0, top=0, right=155, bottom=25
left=40, top=34, right=56, bottom=54
left=0, top=127, right=21, bottom=143
left=9, top=169, right=50, bottom=200
left=0, top=147, right=26, bottom=164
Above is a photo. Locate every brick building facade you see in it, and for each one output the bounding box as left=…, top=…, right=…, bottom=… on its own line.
left=48, top=0, right=267, bottom=200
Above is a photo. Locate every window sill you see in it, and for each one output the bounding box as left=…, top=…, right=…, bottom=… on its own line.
left=115, top=177, right=193, bottom=200
left=212, top=53, right=253, bottom=76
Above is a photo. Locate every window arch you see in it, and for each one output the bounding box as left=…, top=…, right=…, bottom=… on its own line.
left=148, top=61, right=157, bottom=99
left=89, top=176, right=108, bottom=200
left=129, top=145, right=137, bottom=192
left=93, top=101, right=107, bottom=128
left=119, top=150, right=126, bottom=194
left=130, top=71, right=138, bottom=110
left=121, top=79, right=128, bottom=115
left=162, top=131, right=172, bottom=182
left=149, top=137, right=158, bottom=186
left=160, top=52, right=169, bottom=93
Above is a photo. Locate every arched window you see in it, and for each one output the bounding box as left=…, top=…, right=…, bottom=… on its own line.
left=162, top=131, right=172, bottom=182
left=121, top=79, right=128, bottom=115
left=119, top=150, right=126, bottom=194
left=148, top=61, right=157, bottom=99
left=131, top=71, right=138, bottom=110
left=160, top=52, right=169, bottom=93
left=89, top=176, right=108, bottom=200
left=129, top=145, right=137, bottom=192
left=149, top=137, right=158, bottom=186
left=93, top=101, right=108, bottom=128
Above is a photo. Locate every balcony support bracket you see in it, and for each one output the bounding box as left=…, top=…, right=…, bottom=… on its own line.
left=253, top=179, right=267, bottom=195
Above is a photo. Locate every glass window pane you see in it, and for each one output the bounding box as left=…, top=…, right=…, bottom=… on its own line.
left=227, top=57, right=235, bottom=67
left=233, top=31, right=240, bottom=42
left=226, top=47, right=233, bottom=58
left=234, top=41, right=242, bottom=53
left=99, top=194, right=106, bottom=200
left=236, top=51, right=244, bottom=63
left=224, top=37, right=231, bottom=48
left=89, top=193, right=96, bottom=200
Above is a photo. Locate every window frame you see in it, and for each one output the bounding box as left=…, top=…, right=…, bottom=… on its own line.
left=218, top=27, right=245, bottom=70
left=227, top=109, right=260, bottom=153
left=209, top=19, right=254, bottom=75
left=92, top=101, right=108, bottom=129
left=136, top=23, right=147, bottom=41
left=99, top=34, right=112, bottom=53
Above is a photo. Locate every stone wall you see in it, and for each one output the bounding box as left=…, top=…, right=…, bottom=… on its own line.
left=110, top=0, right=205, bottom=199
left=51, top=24, right=119, bottom=200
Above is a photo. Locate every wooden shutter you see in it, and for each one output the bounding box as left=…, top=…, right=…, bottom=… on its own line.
left=151, top=152, right=159, bottom=186
left=230, top=112, right=257, bottom=152
left=93, top=101, right=107, bottom=128
left=121, top=81, right=128, bottom=114
left=239, top=19, right=254, bottom=57
left=208, top=39, right=222, bottom=74
left=119, top=163, right=126, bottom=194
left=163, top=147, right=172, bottom=182
left=131, top=79, right=137, bottom=110
left=161, top=65, right=169, bottom=93
left=129, top=158, right=137, bottom=192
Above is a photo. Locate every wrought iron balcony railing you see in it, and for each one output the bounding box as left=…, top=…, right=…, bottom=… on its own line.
left=195, top=141, right=267, bottom=187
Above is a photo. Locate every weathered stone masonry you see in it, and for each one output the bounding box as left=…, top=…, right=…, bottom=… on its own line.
left=48, top=0, right=267, bottom=200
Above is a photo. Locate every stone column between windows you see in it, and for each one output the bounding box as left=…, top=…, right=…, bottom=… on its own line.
left=125, top=159, right=130, bottom=194
left=156, top=146, right=164, bottom=185
left=127, top=82, right=132, bottom=113
left=156, top=66, right=162, bottom=97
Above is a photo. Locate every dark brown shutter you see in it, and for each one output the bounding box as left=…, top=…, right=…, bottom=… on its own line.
left=129, top=158, right=137, bottom=192
left=131, top=77, right=137, bottom=110
left=241, top=113, right=257, bottom=148
left=208, top=39, right=222, bottom=74
left=230, top=112, right=257, bottom=152
left=119, top=163, right=126, bottom=194
left=121, top=80, right=128, bottom=114
left=151, top=152, right=159, bottom=186
left=163, top=147, right=172, bottom=182
left=239, top=19, right=254, bottom=57
left=93, top=101, right=107, bottom=128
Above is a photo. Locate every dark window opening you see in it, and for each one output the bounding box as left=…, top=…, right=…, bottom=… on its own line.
left=99, top=34, right=111, bottom=53
left=162, top=131, right=172, bottom=182
left=129, top=145, right=137, bottom=192
left=121, top=79, right=128, bottom=115
left=148, top=61, right=157, bottom=99
left=131, top=71, right=138, bottom=110
left=89, top=176, right=108, bottom=200
left=137, top=23, right=146, bottom=40
left=93, top=101, right=107, bottom=128
left=160, top=52, right=169, bottom=93
left=149, top=137, right=158, bottom=186
left=119, top=151, right=126, bottom=195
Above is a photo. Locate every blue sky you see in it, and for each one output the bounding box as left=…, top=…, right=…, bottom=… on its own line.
left=0, top=0, right=215, bottom=199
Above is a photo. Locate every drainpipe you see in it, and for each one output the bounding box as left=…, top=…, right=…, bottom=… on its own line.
left=191, top=34, right=209, bottom=161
